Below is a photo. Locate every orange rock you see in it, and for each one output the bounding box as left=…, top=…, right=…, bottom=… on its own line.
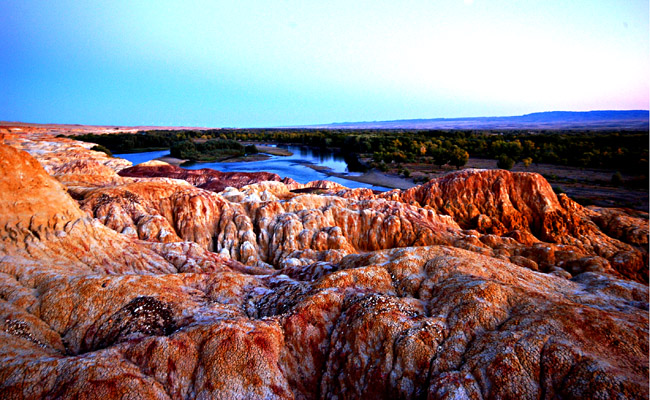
left=119, top=161, right=298, bottom=192
left=0, top=136, right=647, bottom=399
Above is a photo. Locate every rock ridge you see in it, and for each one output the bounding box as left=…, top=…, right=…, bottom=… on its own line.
left=0, top=135, right=647, bottom=399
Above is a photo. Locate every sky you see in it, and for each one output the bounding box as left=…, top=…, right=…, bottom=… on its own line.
left=1, top=0, right=648, bottom=127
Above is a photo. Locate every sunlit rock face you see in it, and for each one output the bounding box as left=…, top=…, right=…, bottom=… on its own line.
left=1, top=135, right=647, bottom=399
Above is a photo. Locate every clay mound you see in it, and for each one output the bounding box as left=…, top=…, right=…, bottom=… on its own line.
left=80, top=180, right=461, bottom=268
left=587, top=206, right=649, bottom=246
left=0, top=143, right=238, bottom=276
left=88, top=164, right=648, bottom=281
left=380, top=169, right=648, bottom=282
left=119, top=161, right=298, bottom=192
left=0, top=144, right=85, bottom=228
left=0, top=136, right=648, bottom=399
left=3, top=135, right=133, bottom=190
left=384, top=168, right=572, bottom=237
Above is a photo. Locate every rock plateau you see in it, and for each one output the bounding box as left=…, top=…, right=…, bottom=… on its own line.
left=0, top=131, right=648, bottom=399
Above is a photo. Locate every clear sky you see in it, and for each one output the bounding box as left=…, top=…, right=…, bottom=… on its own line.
left=1, top=0, right=648, bottom=127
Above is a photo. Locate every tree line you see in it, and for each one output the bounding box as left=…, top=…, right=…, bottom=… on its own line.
left=70, top=128, right=648, bottom=175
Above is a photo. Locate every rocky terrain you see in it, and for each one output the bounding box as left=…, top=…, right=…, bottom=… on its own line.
left=0, top=131, right=648, bottom=399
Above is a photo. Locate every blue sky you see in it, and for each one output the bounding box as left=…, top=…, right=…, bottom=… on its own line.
left=1, top=0, right=648, bottom=127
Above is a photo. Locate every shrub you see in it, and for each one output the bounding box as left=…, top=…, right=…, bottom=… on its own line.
left=171, top=139, right=246, bottom=161
left=449, top=147, right=469, bottom=169
left=244, top=144, right=259, bottom=154
left=413, top=174, right=430, bottom=183
left=90, top=145, right=112, bottom=157
left=433, top=148, right=450, bottom=167
left=496, top=154, right=515, bottom=170
left=170, top=140, right=197, bottom=159
left=611, top=171, right=624, bottom=186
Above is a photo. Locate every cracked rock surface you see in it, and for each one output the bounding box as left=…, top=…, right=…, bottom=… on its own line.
left=0, top=134, right=647, bottom=399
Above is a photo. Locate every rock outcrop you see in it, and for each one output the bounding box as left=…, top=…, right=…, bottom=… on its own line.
left=379, top=169, right=648, bottom=282
left=0, top=134, right=647, bottom=399
left=120, top=160, right=299, bottom=192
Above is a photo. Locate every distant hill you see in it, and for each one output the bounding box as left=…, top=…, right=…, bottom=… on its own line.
left=304, top=110, right=649, bottom=130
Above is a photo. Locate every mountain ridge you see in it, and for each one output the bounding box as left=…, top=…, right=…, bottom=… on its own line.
left=3, top=110, right=648, bottom=131
left=303, top=110, right=649, bottom=130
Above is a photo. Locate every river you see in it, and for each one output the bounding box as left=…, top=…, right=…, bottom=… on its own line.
left=114, top=145, right=390, bottom=191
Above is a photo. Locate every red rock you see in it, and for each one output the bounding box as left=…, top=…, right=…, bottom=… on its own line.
left=0, top=135, right=647, bottom=399
left=381, top=169, right=648, bottom=282
left=119, top=160, right=298, bottom=192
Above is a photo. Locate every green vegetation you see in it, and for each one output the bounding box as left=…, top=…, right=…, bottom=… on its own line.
left=496, top=154, right=515, bottom=170
left=244, top=144, right=259, bottom=154
left=170, top=139, right=257, bottom=161
left=90, top=144, right=112, bottom=156
left=70, top=128, right=649, bottom=178
left=70, top=132, right=175, bottom=153
left=68, top=132, right=258, bottom=161
left=449, top=147, right=469, bottom=169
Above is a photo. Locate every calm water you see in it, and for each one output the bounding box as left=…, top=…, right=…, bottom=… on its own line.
left=115, top=150, right=170, bottom=165
left=115, top=145, right=389, bottom=191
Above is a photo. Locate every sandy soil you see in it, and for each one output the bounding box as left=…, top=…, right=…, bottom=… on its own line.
left=301, top=163, right=415, bottom=190
left=220, top=154, right=271, bottom=162
left=155, top=156, right=186, bottom=166
left=329, top=171, right=416, bottom=190
left=255, top=145, right=293, bottom=156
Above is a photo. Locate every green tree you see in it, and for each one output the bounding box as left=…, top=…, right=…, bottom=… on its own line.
left=433, top=148, right=450, bottom=168
left=170, top=140, right=197, bottom=159
left=523, top=140, right=536, bottom=156
left=505, top=140, right=523, bottom=160
left=497, top=154, right=515, bottom=170
left=449, top=147, right=469, bottom=169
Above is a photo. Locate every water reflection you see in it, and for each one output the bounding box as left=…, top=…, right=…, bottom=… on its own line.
left=115, top=145, right=389, bottom=191
left=115, top=150, right=170, bottom=165
left=279, top=145, right=352, bottom=174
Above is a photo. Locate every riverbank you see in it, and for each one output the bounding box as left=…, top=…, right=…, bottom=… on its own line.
left=153, top=145, right=292, bottom=166
left=255, top=145, right=293, bottom=156
left=328, top=170, right=416, bottom=190
left=155, top=155, right=186, bottom=166
left=301, top=163, right=415, bottom=190
left=158, top=151, right=414, bottom=190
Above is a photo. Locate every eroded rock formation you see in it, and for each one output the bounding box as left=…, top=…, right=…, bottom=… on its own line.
left=120, top=160, right=299, bottom=192
left=0, top=134, right=647, bottom=399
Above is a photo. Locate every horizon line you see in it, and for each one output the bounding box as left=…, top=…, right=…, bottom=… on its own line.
left=1, top=109, right=648, bottom=130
